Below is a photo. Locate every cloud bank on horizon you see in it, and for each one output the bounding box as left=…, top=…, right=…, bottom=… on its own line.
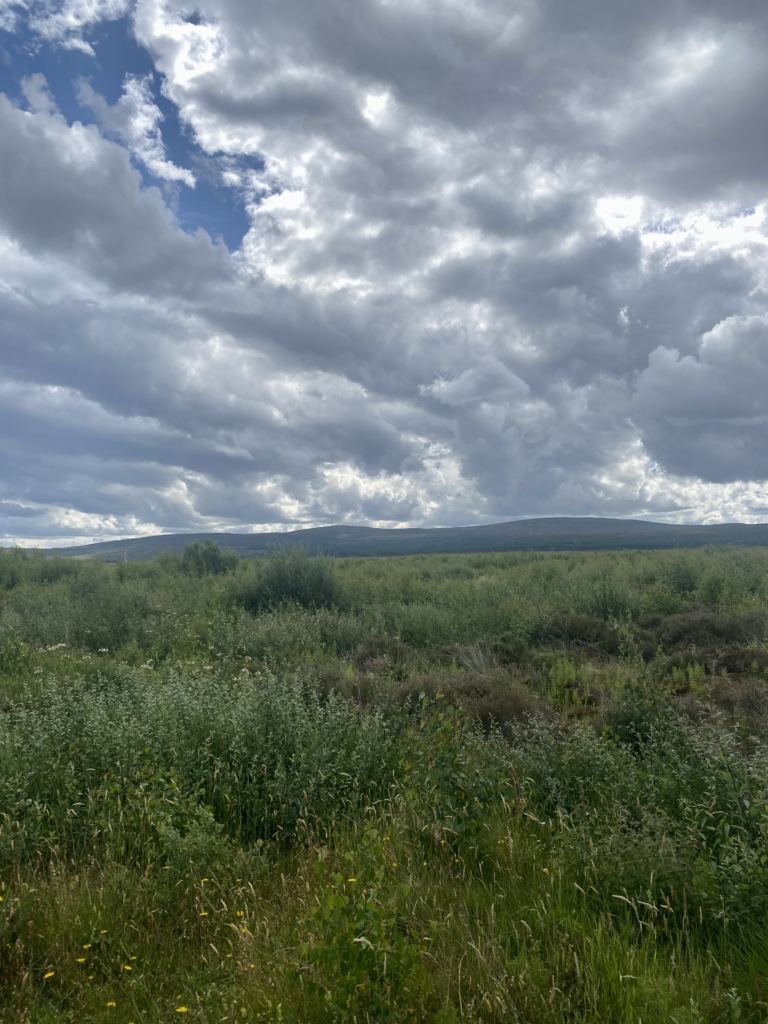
left=0, top=0, right=767, bottom=545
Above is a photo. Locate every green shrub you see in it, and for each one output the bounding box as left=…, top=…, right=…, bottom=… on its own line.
left=515, top=686, right=768, bottom=927
left=639, top=584, right=688, bottom=617
left=576, top=571, right=633, bottom=620
left=0, top=545, right=29, bottom=590
left=400, top=700, right=513, bottom=852
left=0, top=633, right=31, bottom=677
left=296, top=831, right=430, bottom=1022
left=661, top=555, right=702, bottom=596
left=0, top=670, right=406, bottom=865
left=232, top=547, right=338, bottom=612
left=181, top=539, right=238, bottom=577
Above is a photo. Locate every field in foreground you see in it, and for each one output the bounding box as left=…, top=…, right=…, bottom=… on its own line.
left=1, top=543, right=768, bottom=1023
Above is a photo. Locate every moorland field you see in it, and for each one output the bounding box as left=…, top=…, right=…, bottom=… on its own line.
left=1, top=542, right=768, bottom=1023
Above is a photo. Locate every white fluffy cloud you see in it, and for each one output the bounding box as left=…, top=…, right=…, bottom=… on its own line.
left=1, top=0, right=767, bottom=544
left=77, top=74, right=196, bottom=186
left=0, top=92, right=227, bottom=292
left=2, top=0, right=131, bottom=53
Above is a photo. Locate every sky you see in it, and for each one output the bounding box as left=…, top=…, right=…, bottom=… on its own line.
left=0, top=0, right=767, bottom=546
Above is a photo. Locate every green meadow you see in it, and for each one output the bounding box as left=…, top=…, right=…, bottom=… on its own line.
left=1, top=542, right=768, bottom=1023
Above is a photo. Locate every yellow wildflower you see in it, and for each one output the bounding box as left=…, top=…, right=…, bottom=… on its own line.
left=107, top=1002, right=116, bottom=1007
left=199, top=911, right=208, bottom=916
left=44, top=972, right=54, bottom=979
left=77, top=958, right=86, bottom=963
left=175, top=1007, right=188, bottom=1013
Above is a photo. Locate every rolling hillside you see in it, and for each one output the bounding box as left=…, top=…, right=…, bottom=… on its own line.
left=45, top=517, right=768, bottom=560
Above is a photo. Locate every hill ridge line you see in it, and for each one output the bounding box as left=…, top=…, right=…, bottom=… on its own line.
left=40, top=517, right=768, bottom=560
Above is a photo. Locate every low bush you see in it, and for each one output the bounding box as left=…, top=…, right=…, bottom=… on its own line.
left=230, top=547, right=339, bottom=613
left=0, top=669, right=405, bottom=866
left=296, top=831, right=430, bottom=1022
left=181, top=539, right=239, bottom=577
left=649, top=611, right=767, bottom=651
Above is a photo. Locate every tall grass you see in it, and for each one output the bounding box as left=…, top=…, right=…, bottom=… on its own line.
left=3, top=544, right=767, bottom=664
left=1, top=543, right=767, bottom=1021
left=0, top=669, right=404, bottom=866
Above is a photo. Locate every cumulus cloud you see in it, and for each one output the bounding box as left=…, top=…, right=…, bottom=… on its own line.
left=0, top=0, right=767, bottom=544
left=420, top=360, right=531, bottom=409
left=77, top=74, right=196, bottom=187
left=20, top=72, right=59, bottom=115
left=30, top=0, right=130, bottom=54
left=0, top=0, right=130, bottom=53
left=0, top=88, right=225, bottom=292
left=634, top=314, right=768, bottom=484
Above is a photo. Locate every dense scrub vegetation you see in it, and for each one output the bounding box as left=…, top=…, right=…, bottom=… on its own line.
left=1, top=542, right=767, bottom=1023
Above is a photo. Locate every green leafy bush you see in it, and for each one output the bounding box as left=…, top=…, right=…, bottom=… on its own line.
left=181, top=539, right=238, bottom=577
left=0, top=670, right=405, bottom=865
left=400, top=699, right=513, bottom=852
left=0, top=633, right=30, bottom=677
left=232, top=547, right=339, bottom=612
left=576, top=571, right=633, bottom=621
left=296, top=832, right=430, bottom=1022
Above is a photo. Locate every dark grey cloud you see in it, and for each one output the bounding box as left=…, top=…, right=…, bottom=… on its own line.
left=0, top=0, right=767, bottom=543
left=0, top=501, right=42, bottom=518
left=633, top=314, right=768, bottom=484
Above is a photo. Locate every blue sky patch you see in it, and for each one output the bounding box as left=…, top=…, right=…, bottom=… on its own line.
left=0, top=12, right=252, bottom=250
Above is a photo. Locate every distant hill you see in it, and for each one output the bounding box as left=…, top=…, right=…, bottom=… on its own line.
left=44, top=517, right=768, bottom=561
